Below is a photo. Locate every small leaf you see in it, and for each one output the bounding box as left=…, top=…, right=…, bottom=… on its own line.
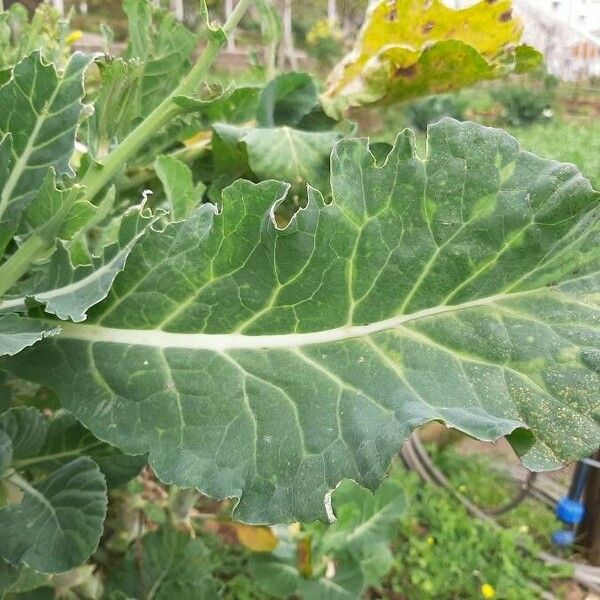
left=0, top=407, right=47, bottom=460
left=251, top=552, right=363, bottom=600
left=155, top=155, right=205, bottom=222
left=0, top=315, right=60, bottom=358
left=195, top=86, right=261, bottom=127
left=255, top=0, right=282, bottom=46
left=22, top=172, right=91, bottom=243
left=326, top=479, right=405, bottom=585
left=172, top=83, right=234, bottom=114
left=257, top=72, right=318, bottom=128
left=0, top=457, right=107, bottom=573
left=0, top=430, right=12, bottom=474
left=83, top=58, right=144, bottom=160
left=231, top=523, right=278, bottom=552
left=0, top=51, right=92, bottom=252
left=322, top=0, right=542, bottom=118
left=197, top=0, right=209, bottom=25
left=0, top=1, right=75, bottom=71
left=40, top=411, right=146, bottom=488
left=213, top=123, right=341, bottom=195
left=0, top=560, right=50, bottom=594
left=253, top=479, right=403, bottom=597
left=123, top=0, right=196, bottom=116
left=0, top=408, right=140, bottom=488
left=85, top=2, right=197, bottom=161
left=196, top=0, right=226, bottom=45
left=108, top=527, right=218, bottom=599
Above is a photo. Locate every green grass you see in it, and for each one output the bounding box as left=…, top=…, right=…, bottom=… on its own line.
left=430, top=446, right=560, bottom=548
left=378, top=117, right=600, bottom=192
left=379, top=454, right=573, bottom=600
left=506, top=119, right=600, bottom=189
left=361, top=81, right=600, bottom=192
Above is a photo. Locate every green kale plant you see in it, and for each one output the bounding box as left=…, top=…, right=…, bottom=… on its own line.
left=0, top=0, right=597, bottom=594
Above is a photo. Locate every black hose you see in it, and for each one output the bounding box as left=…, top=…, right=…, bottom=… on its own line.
left=484, top=472, right=538, bottom=516
left=402, top=433, right=600, bottom=594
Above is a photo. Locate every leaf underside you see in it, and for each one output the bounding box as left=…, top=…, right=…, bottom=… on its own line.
left=3, top=119, right=600, bottom=523
left=0, top=314, right=60, bottom=357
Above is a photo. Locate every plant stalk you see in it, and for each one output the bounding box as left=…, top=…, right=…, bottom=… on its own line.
left=79, top=0, right=252, bottom=203
left=170, top=486, right=200, bottom=524
left=0, top=0, right=253, bottom=299
left=0, top=233, right=47, bottom=298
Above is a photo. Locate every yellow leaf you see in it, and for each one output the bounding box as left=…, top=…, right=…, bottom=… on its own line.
left=231, top=523, right=278, bottom=552
left=322, top=0, right=542, bottom=118
left=183, top=130, right=212, bottom=148
left=65, top=30, right=83, bottom=45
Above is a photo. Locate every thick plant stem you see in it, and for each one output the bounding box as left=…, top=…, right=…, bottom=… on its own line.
left=80, top=0, right=253, bottom=203
left=170, top=486, right=200, bottom=524
left=0, top=0, right=253, bottom=299
left=0, top=234, right=47, bottom=298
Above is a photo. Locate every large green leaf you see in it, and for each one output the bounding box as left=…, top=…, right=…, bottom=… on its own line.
left=322, top=0, right=542, bottom=118
left=0, top=51, right=92, bottom=252
left=0, top=457, right=107, bottom=573
left=3, top=120, right=600, bottom=523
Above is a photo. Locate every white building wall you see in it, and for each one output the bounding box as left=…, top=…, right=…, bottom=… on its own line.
left=535, top=0, right=600, bottom=32
left=447, top=0, right=600, bottom=31
left=447, top=0, right=600, bottom=78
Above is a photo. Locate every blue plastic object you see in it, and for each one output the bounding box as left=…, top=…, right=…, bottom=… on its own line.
left=555, top=496, right=585, bottom=525
left=552, top=529, right=575, bottom=547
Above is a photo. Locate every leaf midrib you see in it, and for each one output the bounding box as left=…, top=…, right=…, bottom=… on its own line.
left=53, top=285, right=548, bottom=350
